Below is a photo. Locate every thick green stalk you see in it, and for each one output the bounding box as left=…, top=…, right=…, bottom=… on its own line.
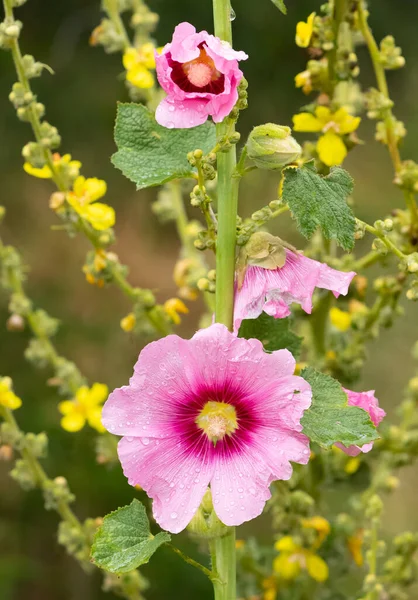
left=211, top=2, right=238, bottom=599
left=209, top=529, right=236, bottom=600
left=213, top=0, right=239, bottom=332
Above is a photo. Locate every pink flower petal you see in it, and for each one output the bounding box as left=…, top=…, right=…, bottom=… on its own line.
left=336, top=389, right=385, bottom=456
left=155, top=96, right=209, bottom=128
left=211, top=444, right=273, bottom=526
left=118, top=436, right=214, bottom=534
left=234, top=251, right=356, bottom=331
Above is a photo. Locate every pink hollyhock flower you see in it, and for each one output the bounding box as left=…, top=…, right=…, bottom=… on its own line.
left=336, top=389, right=386, bottom=457
left=155, top=22, right=248, bottom=129
left=102, top=324, right=311, bottom=533
left=234, top=250, right=356, bottom=331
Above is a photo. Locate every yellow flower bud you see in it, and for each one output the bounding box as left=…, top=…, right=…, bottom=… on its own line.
left=164, top=298, right=189, bottom=325
left=120, top=313, right=136, bottom=332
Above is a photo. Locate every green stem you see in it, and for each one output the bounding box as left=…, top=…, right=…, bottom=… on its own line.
left=103, top=0, right=131, bottom=49
left=209, top=529, right=236, bottom=600
left=357, top=1, right=418, bottom=226
left=310, top=291, right=333, bottom=360
left=211, top=1, right=238, bottom=599
left=0, top=406, right=84, bottom=532
left=213, top=0, right=239, bottom=332
left=167, top=544, right=215, bottom=581
left=357, top=219, right=407, bottom=260
left=327, top=0, right=348, bottom=91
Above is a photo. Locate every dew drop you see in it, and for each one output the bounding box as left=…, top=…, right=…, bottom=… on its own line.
left=170, top=512, right=178, bottom=519
left=170, top=482, right=175, bottom=488
left=126, top=436, right=134, bottom=442
left=179, top=483, right=185, bottom=489
left=168, top=105, right=175, bottom=112
left=141, top=437, right=150, bottom=446
left=249, top=487, right=256, bottom=495
left=238, top=487, right=244, bottom=493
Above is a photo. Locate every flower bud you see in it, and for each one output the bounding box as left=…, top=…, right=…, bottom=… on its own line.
left=247, top=124, right=301, bottom=170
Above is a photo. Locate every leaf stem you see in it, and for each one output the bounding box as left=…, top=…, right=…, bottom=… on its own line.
left=102, top=0, right=132, bottom=49
left=357, top=219, right=407, bottom=260
left=167, top=544, right=216, bottom=581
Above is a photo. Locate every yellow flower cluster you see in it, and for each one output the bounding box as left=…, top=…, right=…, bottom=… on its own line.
left=67, top=176, right=115, bottom=231
left=0, top=377, right=22, bottom=410
left=24, top=154, right=114, bottom=232
left=58, top=383, right=108, bottom=433
left=269, top=516, right=330, bottom=595
left=24, top=153, right=81, bottom=179
left=123, top=43, right=158, bottom=89
left=330, top=306, right=352, bottom=332
left=293, top=106, right=361, bottom=167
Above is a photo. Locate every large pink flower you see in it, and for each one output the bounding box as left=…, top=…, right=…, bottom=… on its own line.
left=336, top=389, right=386, bottom=457
left=155, top=22, right=248, bottom=129
left=102, top=324, right=311, bottom=533
left=234, top=250, right=356, bottom=331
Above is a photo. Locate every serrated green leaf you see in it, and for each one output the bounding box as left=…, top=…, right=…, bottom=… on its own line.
left=301, top=367, right=379, bottom=448
left=270, top=0, right=287, bottom=14
left=282, top=163, right=356, bottom=251
left=91, top=499, right=170, bottom=574
left=238, top=313, right=302, bottom=358
left=112, top=103, right=216, bottom=189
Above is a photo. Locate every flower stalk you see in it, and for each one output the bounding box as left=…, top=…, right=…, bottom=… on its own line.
left=213, top=0, right=240, bottom=332
left=211, top=0, right=238, bottom=597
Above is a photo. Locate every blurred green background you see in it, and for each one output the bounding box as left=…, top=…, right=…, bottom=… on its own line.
left=1, top=0, right=418, bottom=598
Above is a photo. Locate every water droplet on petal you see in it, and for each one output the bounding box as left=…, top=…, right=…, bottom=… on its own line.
left=168, top=105, right=175, bottom=112
left=179, top=483, right=185, bottom=489
left=230, top=7, right=236, bottom=21
left=126, top=436, right=134, bottom=442
left=170, top=512, right=178, bottom=519
left=141, top=437, right=150, bottom=446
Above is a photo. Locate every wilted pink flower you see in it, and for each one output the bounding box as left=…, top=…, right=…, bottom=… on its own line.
left=102, top=324, right=311, bottom=533
left=234, top=250, right=356, bottom=331
left=155, top=22, right=248, bottom=129
left=336, top=389, right=386, bottom=456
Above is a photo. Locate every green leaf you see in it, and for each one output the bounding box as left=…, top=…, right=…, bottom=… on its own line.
left=91, top=499, right=170, bottom=574
left=301, top=367, right=379, bottom=449
left=282, top=163, right=356, bottom=251
left=238, top=313, right=302, bottom=358
left=270, top=0, right=287, bottom=14
left=112, top=103, right=216, bottom=189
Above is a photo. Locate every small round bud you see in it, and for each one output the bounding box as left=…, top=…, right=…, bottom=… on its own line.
left=247, top=123, right=301, bottom=170
left=193, top=149, right=203, bottom=159
left=197, top=278, right=210, bottom=291
left=7, top=314, right=25, bottom=331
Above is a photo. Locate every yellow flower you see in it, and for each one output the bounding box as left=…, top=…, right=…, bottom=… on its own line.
left=301, top=516, right=331, bottom=544
left=123, top=43, right=156, bottom=89
left=164, top=298, right=189, bottom=325
left=293, top=106, right=361, bottom=166
left=330, top=307, right=352, bottom=332
left=235, top=539, right=245, bottom=550
left=24, top=154, right=81, bottom=179
left=67, top=176, right=115, bottom=231
left=347, top=529, right=364, bottom=566
left=273, top=536, right=329, bottom=582
left=295, top=70, right=312, bottom=95
left=345, top=456, right=361, bottom=474
left=262, top=577, right=277, bottom=600
left=0, top=377, right=22, bottom=410
left=58, top=383, right=108, bottom=433
left=120, top=313, right=136, bottom=332
left=296, top=12, right=316, bottom=48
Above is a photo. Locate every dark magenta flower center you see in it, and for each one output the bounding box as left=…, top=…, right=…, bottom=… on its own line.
left=169, top=44, right=225, bottom=95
